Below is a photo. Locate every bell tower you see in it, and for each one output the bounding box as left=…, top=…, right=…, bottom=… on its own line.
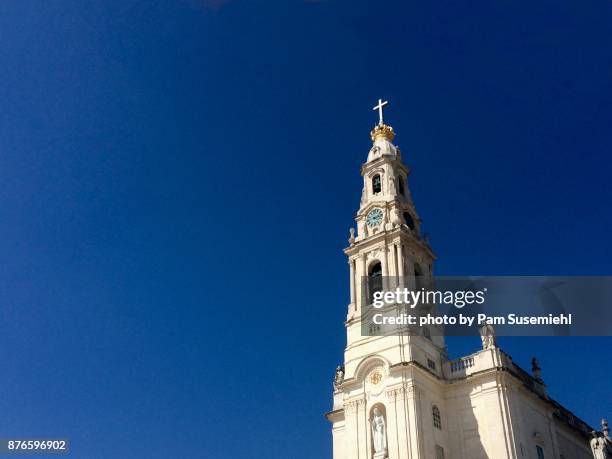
left=327, top=100, right=448, bottom=459
left=327, top=100, right=596, bottom=459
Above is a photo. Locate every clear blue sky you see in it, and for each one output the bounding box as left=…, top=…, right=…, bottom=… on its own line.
left=0, top=1, right=610, bottom=458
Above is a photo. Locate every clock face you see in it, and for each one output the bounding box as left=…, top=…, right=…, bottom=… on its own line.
left=366, top=208, right=383, bottom=227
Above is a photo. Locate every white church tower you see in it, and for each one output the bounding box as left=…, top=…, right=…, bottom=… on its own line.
left=326, top=100, right=595, bottom=459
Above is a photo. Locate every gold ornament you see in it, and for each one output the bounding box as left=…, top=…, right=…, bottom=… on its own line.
left=369, top=370, right=383, bottom=385
left=370, top=123, right=395, bottom=142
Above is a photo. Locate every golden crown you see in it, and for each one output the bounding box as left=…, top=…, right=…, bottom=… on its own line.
left=370, top=123, right=395, bottom=142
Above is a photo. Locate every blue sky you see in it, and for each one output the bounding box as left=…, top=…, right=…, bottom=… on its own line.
left=0, top=1, right=610, bottom=457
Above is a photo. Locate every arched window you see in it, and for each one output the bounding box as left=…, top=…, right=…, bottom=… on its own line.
left=432, top=405, right=441, bottom=429
left=372, top=174, right=382, bottom=194
left=369, top=262, right=382, bottom=304
left=398, top=176, right=405, bottom=196
left=403, top=212, right=415, bottom=230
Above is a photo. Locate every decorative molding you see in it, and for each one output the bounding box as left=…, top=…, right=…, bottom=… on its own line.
left=405, top=384, right=418, bottom=398
left=344, top=400, right=357, bottom=415
left=383, top=384, right=418, bottom=401
left=344, top=398, right=366, bottom=415
left=385, top=387, right=405, bottom=401
left=366, top=167, right=385, bottom=178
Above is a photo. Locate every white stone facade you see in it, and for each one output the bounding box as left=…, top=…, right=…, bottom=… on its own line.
left=326, top=118, right=593, bottom=459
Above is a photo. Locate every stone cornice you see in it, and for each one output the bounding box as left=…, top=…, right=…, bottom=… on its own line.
left=360, top=156, right=409, bottom=177
left=324, top=408, right=345, bottom=423
left=344, top=227, right=435, bottom=260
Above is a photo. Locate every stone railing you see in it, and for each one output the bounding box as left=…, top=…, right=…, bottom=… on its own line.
left=449, top=356, right=475, bottom=373
left=444, top=348, right=512, bottom=379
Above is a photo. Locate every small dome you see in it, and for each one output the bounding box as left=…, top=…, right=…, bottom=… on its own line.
left=366, top=131, right=399, bottom=162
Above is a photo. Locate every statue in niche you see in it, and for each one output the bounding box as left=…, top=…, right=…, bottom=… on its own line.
left=479, top=323, right=497, bottom=350
left=371, top=407, right=387, bottom=457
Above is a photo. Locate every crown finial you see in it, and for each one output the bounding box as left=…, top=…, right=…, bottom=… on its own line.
left=371, top=98, right=395, bottom=141
left=370, top=124, right=395, bottom=141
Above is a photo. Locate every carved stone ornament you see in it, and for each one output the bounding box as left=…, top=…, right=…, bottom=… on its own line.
left=590, top=419, right=612, bottom=459
left=479, top=323, right=497, bottom=350
left=333, top=365, right=345, bottom=390
left=369, top=369, right=383, bottom=385
left=366, top=366, right=387, bottom=397
left=344, top=401, right=357, bottom=415
left=344, top=399, right=366, bottom=415
left=385, top=386, right=406, bottom=401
